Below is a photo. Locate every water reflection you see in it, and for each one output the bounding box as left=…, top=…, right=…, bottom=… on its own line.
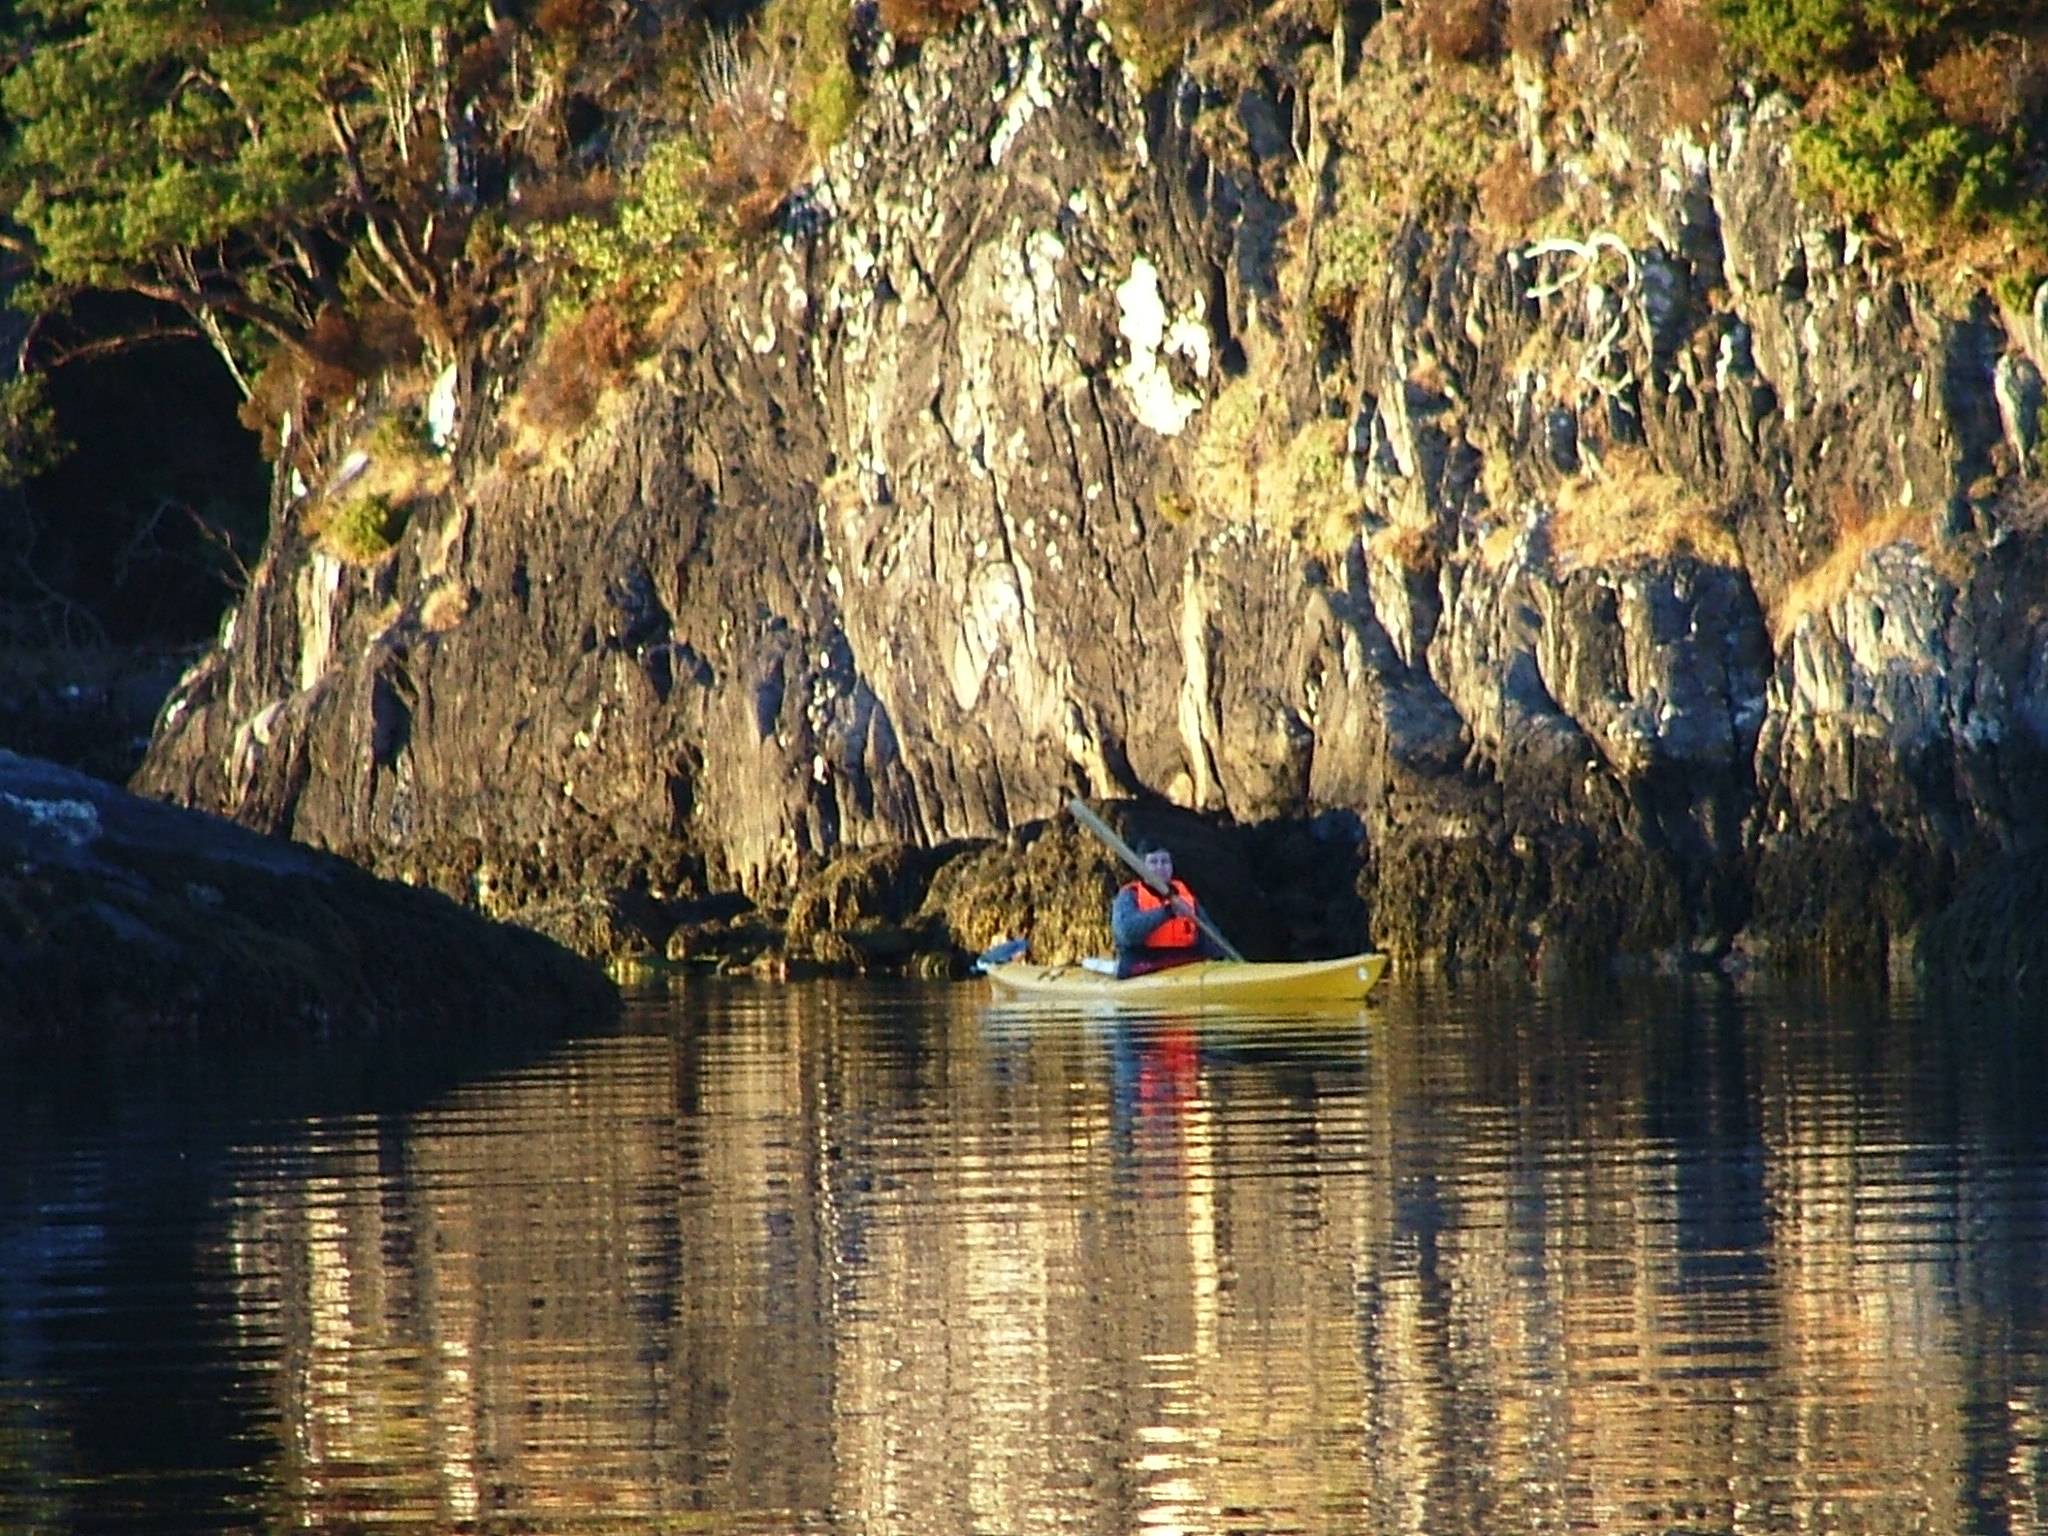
left=1, top=980, right=2044, bottom=1533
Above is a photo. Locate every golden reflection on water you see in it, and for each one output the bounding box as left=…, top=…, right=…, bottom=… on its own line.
left=162, top=983, right=2048, bottom=1532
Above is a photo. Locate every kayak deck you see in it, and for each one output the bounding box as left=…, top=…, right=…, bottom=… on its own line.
left=984, top=952, right=1387, bottom=1004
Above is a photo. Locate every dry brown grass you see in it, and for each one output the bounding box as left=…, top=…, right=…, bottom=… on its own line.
left=1477, top=144, right=1559, bottom=236
left=1370, top=522, right=1443, bottom=574
left=238, top=354, right=311, bottom=462
left=351, top=303, right=424, bottom=373
left=1189, top=370, right=1261, bottom=522
left=1477, top=520, right=1521, bottom=568
left=1550, top=443, right=1740, bottom=572
left=1638, top=0, right=1727, bottom=130
left=1187, top=358, right=1361, bottom=555
left=520, top=300, right=639, bottom=436
left=237, top=304, right=425, bottom=462
left=1416, top=0, right=1501, bottom=63
left=701, top=100, right=808, bottom=235
left=879, top=0, right=980, bottom=44
left=1276, top=417, right=1360, bottom=554
left=1505, top=0, right=1572, bottom=60
left=533, top=0, right=606, bottom=40
left=419, top=582, right=475, bottom=633
left=1823, top=478, right=1873, bottom=541
left=1924, top=32, right=2048, bottom=136
left=300, top=308, right=370, bottom=406
left=694, top=30, right=809, bottom=235
left=1770, top=505, right=1932, bottom=645
left=506, top=168, right=620, bottom=230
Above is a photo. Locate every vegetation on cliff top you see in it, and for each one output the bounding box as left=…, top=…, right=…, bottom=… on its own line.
left=1, top=0, right=2043, bottom=646
left=6, top=0, right=2028, bottom=454
left=1716, top=0, right=2048, bottom=289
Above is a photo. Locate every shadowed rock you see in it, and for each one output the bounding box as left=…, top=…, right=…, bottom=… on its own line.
left=0, top=750, right=614, bottom=1039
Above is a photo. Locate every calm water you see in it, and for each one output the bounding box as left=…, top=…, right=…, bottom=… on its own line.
left=1, top=977, right=2044, bottom=1534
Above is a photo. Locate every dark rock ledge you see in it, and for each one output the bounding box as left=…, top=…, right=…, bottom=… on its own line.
left=571, top=801, right=1373, bottom=984
left=0, top=750, right=615, bottom=1040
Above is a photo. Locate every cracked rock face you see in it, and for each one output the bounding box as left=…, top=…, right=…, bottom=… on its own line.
left=136, top=0, right=2048, bottom=974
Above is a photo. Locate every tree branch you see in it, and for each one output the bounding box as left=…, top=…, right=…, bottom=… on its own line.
left=44, top=323, right=210, bottom=367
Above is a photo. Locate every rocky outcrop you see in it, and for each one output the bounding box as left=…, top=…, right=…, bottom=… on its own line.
left=134, top=1, right=2048, bottom=977
left=1, top=750, right=613, bottom=1037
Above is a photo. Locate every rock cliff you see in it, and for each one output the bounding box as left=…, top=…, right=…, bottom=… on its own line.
left=135, top=0, right=2048, bottom=976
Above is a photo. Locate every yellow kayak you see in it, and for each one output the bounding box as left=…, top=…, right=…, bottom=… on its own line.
left=983, top=952, right=1387, bottom=1005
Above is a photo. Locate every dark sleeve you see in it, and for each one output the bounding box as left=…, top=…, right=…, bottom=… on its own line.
left=1111, top=885, right=1169, bottom=949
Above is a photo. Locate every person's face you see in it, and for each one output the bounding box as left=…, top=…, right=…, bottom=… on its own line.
left=1143, top=849, right=1173, bottom=885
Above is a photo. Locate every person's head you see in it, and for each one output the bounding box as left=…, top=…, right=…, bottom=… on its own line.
left=1140, top=843, right=1173, bottom=884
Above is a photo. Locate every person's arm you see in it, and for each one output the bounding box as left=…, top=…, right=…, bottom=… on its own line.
left=1111, top=885, right=1172, bottom=950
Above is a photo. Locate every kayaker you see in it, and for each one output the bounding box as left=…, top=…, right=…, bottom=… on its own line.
left=1111, top=843, right=1221, bottom=978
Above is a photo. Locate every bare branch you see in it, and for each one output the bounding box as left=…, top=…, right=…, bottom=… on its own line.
left=183, top=500, right=255, bottom=592
left=45, top=322, right=209, bottom=367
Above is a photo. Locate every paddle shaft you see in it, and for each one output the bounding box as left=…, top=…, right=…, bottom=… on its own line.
left=1067, top=797, right=1246, bottom=962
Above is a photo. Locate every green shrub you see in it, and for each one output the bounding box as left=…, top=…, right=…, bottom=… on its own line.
left=1100, top=0, right=1217, bottom=90
left=1417, top=0, right=1503, bottom=63
left=369, top=408, right=431, bottom=460
left=798, top=53, right=863, bottom=157
left=1995, top=269, right=2045, bottom=316
left=0, top=375, right=68, bottom=488
left=760, top=0, right=869, bottom=157
left=1713, top=0, right=1986, bottom=83
left=1794, top=74, right=2015, bottom=229
left=517, top=137, right=713, bottom=319
left=321, top=493, right=408, bottom=563
left=1703, top=1, right=2047, bottom=288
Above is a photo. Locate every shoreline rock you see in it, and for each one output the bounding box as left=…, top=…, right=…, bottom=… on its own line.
left=1, top=750, right=615, bottom=1040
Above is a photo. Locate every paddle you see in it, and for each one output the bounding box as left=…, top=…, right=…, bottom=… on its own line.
left=1067, top=796, right=1246, bottom=963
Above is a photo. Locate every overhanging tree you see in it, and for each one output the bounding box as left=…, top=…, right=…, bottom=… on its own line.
left=1, top=0, right=496, bottom=415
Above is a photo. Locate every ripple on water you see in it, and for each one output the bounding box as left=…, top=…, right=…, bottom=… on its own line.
left=0, top=978, right=2043, bottom=1533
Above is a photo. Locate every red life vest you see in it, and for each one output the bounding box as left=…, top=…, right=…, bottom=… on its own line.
left=1128, top=878, right=1199, bottom=950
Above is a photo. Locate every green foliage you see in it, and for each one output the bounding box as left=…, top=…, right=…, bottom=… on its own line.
left=1315, top=76, right=1500, bottom=316
left=369, top=405, right=432, bottom=460
left=1314, top=180, right=1393, bottom=317
left=516, top=138, right=714, bottom=318
left=1704, top=0, right=2046, bottom=279
left=0, top=376, right=70, bottom=489
left=1995, top=269, right=2045, bottom=316
left=1100, top=0, right=1211, bottom=89
left=798, top=52, right=863, bottom=157
left=515, top=3, right=862, bottom=322
left=1, top=0, right=483, bottom=335
left=1794, top=74, right=2016, bottom=228
left=765, top=0, right=867, bottom=155
left=320, top=491, right=407, bottom=562
left=1711, top=0, right=2014, bottom=81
